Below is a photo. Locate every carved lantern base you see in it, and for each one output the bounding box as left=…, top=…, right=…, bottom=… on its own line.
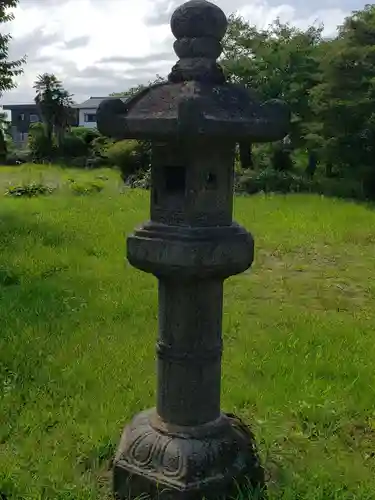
left=113, top=409, right=265, bottom=500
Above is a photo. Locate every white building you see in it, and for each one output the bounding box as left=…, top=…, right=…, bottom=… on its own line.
left=74, top=96, right=127, bottom=129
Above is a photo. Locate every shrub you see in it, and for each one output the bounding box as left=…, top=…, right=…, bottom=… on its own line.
left=236, top=168, right=366, bottom=200
left=85, top=157, right=107, bottom=169
left=315, top=177, right=365, bottom=200
left=28, top=123, right=56, bottom=160
left=126, top=168, right=151, bottom=189
left=271, top=146, right=294, bottom=171
left=236, top=169, right=309, bottom=194
left=360, top=165, right=375, bottom=199
left=86, top=136, right=115, bottom=169
left=106, top=140, right=150, bottom=180
left=91, top=136, right=114, bottom=159
left=66, top=156, right=87, bottom=168
left=58, top=133, right=89, bottom=158
left=5, top=181, right=54, bottom=197
left=251, top=144, right=273, bottom=170
left=69, top=180, right=104, bottom=195
left=28, top=126, right=101, bottom=162
left=70, top=127, right=100, bottom=145
left=5, top=150, right=31, bottom=165
left=292, top=149, right=310, bottom=171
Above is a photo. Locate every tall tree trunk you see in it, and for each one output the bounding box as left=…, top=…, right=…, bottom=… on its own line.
left=55, top=125, right=65, bottom=147
left=42, top=118, right=53, bottom=157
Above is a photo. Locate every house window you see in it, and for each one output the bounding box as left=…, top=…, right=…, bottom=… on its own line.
left=84, top=113, right=96, bottom=123
left=30, top=114, right=39, bottom=123
left=20, top=114, right=25, bottom=121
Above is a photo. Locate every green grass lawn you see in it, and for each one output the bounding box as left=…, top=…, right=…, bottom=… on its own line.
left=1, top=165, right=375, bottom=500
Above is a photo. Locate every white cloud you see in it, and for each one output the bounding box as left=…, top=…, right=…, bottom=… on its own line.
left=1, top=0, right=350, bottom=105
left=9, top=0, right=170, bottom=66
left=236, top=1, right=347, bottom=32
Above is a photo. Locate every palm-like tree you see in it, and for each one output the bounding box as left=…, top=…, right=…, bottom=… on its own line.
left=33, top=73, right=74, bottom=148
left=52, top=87, right=75, bottom=146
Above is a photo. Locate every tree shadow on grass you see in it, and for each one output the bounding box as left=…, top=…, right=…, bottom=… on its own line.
left=0, top=210, right=79, bottom=251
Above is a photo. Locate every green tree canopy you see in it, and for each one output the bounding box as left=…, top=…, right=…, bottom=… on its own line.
left=222, top=16, right=323, bottom=148
left=310, top=4, right=375, bottom=191
left=0, top=0, right=25, bottom=160
left=104, top=3, right=375, bottom=197
left=0, top=0, right=24, bottom=95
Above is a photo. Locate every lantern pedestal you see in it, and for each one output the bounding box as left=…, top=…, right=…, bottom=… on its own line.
left=113, top=409, right=264, bottom=500
left=114, top=221, right=260, bottom=499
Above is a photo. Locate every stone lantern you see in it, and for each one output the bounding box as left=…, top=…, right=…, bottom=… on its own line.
left=97, top=1, right=290, bottom=498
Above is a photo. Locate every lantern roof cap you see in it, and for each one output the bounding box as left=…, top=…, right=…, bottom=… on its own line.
left=97, top=0, right=290, bottom=142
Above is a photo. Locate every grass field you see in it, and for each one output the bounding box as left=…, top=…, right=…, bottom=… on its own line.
left=1, top=164, right=375, bottom=500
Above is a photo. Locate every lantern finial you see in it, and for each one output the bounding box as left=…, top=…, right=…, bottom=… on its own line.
left=169, top=0, right=228, bottom=83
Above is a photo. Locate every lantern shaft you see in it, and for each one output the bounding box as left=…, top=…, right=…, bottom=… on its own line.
left=156, top=279, right=223, bottom=426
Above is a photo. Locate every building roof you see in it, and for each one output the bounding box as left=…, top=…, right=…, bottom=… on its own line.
left=2, top=96, right=129, bottom=111
left=73, top=96, right=128, bottom=109
left=2, top=103, right=38, bottom=110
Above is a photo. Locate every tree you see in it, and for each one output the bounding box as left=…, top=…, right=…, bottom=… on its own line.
left=33, top=73, right=74, bottom=150
left=221, top=16, right=324, bottom=152
left=102, top=5, right=375, bottom=199
left=310, top=4, right=375, bottom=194
left=0, top=0, right=25, bottom=160
left=0, top=0, right=24, bottom=94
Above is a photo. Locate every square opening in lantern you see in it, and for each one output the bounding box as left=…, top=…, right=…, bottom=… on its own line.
left=164, top=165, right=186, bottom=195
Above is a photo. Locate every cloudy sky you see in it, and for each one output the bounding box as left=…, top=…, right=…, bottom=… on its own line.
left=1, top=0, right=367, bottom=105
